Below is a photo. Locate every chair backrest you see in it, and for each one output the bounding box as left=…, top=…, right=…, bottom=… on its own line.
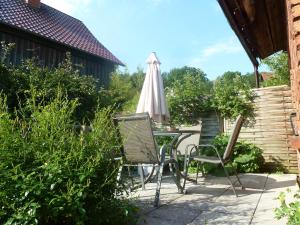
left=176, top=123, right=201, bottom=155
left=223, top=115, right=244, bottom=161
left=115, top=113, right=159, bottom=164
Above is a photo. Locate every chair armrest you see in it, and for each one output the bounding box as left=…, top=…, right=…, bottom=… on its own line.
left=184, top=144, right=197, bottom=159
left=194, top=144, right=223, bottom=161
left=159, top=144, right=167, bottom=163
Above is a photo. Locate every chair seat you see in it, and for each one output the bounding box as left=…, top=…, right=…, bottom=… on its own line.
left=192, top=155, right=222, bottom=164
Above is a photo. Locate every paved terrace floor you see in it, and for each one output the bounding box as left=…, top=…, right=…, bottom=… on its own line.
left=131, top=174, right=298, bottom=225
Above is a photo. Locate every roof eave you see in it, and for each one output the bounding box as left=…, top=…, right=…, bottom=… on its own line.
left=0, top=21, right=124, bottom=66
left=218, top=0, right=259, bottom=66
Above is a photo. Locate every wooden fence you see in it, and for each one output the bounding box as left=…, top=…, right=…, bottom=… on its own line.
left=224, top=85, right=297, bottom=173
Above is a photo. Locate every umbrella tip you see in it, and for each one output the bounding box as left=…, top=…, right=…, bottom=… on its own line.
left=147, top=52, right=161, bottom=64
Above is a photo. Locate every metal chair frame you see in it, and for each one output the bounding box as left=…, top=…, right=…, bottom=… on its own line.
left=183, top=115, right=245, bottom=196
left=115, top=112, right=185, bottom=207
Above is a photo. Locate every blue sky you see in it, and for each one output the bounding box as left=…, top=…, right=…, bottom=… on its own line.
left=42, top=0, right=262, bottom=80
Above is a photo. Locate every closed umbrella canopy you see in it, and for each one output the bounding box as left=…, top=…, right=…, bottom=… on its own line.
left=136, top=52, right=170, bottom=123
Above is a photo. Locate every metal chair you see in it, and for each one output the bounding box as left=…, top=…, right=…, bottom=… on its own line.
left=115, top=112, right=185, bottom=207
left=184, top=115, right=245, bottom=196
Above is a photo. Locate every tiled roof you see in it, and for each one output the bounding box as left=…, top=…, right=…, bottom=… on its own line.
left=0, top=0, right=123, bottom=65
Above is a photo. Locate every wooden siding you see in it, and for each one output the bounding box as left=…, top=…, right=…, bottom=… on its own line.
left=224, top=86, right=297, bottom=173
left=0, top=26, right=114, bottom=87
left=286, top=0, right=300, bottom=174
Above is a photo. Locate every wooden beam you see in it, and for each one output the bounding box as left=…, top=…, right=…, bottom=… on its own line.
left=254, top=64, right=260, bottom=88
left=218, top=0, right=259, bottom=66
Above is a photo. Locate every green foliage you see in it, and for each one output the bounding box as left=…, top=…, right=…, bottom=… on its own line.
left=0, top=92, right=138, bottom=225
left=197, top=135, right=264, bottom=175
left=103, top=68, right=145, bottom=114
left=232, top=141, right=264, bottom=173
left=0, top=53, right=98, bottom=121
left=0, top=41, right=16, bottom=63
left=163, top=66, right=208, bottom=88
left=243, top=72, right=257, bottom=88
left=275, top=189, right=300, bottom=225
left=262, top=51, right=290, bottom=87
left=212, top=71, right=256, bottom=121
left=164, top=67, right=213, bottom=125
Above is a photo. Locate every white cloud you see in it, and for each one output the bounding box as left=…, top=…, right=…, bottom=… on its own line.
left=190, top=37, right=243, bottom=67
left=42, top=0, right=92, bottom=15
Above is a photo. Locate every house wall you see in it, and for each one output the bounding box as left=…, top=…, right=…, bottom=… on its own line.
left=224, top=85, right=298, bottom=173
left=286, top=0, right=300, bottom=174
left=0, top=25, right=114, bottom=87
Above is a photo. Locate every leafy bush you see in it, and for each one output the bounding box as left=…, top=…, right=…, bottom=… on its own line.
left=102, top=68, right=145, bottom=114
left=0, top=92, right=137, bottom=225
left=0, top=53, right=99, bottom=121
left=212, top=71, right=256, bottom=121
left=275, top=189, right=300, bottom=225
left=197, top=135, right=264, bottom=175
left=164, top=67, right=213, bottom=125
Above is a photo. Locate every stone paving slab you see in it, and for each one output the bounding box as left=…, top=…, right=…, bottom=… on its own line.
left=133, top=173, right=298, bottom=225
left=250, top=174, right=297, bottom=225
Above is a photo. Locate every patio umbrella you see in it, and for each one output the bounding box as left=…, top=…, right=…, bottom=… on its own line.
left=136, top=52, right=170, bottom=124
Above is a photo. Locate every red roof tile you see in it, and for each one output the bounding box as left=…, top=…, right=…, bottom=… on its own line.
left=0, top=0, right=124, bottom=65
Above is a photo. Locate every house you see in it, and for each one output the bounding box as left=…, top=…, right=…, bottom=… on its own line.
left=0, top=0, right=123, bottom=87
left=218, top=0, right=300, bottom=177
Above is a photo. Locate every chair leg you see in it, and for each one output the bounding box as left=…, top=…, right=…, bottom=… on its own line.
left=222, top=163, right=238, bottom=197
left=232, top=165, right=244, bottom=190
left=182, top=157, right=190, bottom=190
left=196, top=161, right=206, bottom=184
left=168, top=160, right=184, bottom=193
left=138, top=164, right=145, bottom=190
left=154, top=146, right=167, bottom=207
left=115, top=166, right=123, bottom=195
left=154, top=163, right=164, bottom=207
left=195, top=161, right=200, bottom=184
left=127, top=166, right=134, bottom=188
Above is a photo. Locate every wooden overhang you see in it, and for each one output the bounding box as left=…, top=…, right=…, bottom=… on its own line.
left=218, top=0, right=288, bottom=66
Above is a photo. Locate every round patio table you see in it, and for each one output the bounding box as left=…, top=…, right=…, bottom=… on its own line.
left=153, top=129, right=201, bottom=158
left=153, top=129, right=201, bottom=179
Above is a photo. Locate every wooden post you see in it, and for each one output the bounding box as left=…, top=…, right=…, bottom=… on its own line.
left=254, top=64, right=260, bottom=88
left=286, top=0, right=300, bottom=178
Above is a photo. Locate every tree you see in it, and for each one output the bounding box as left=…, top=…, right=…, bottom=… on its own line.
left=261, top=51, right=289, bottom=86
left=165, top=67, right=213, bottom=125
left=130, top=67, right=145, bottom=90
left=243, top=72, right=257, bottom=88
left=212, top=71, right=255, bottom=121
left=163, top=66, right=209, bottom=89
left=104, top=67, right=146, bottom=114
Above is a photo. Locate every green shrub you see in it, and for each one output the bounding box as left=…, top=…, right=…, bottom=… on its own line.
left=165, top=67, right=213, bottom=125
left=196, top=135, right=264, bottom=175
left=212, top=71, right=255, bottom=121
left=0, top=50, right=100, bottom=122
left=0, top=93, right=137, bottom=225
left=275, top=189, right=300, bottom=225
left=100, top=68, right=145, bottom=114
